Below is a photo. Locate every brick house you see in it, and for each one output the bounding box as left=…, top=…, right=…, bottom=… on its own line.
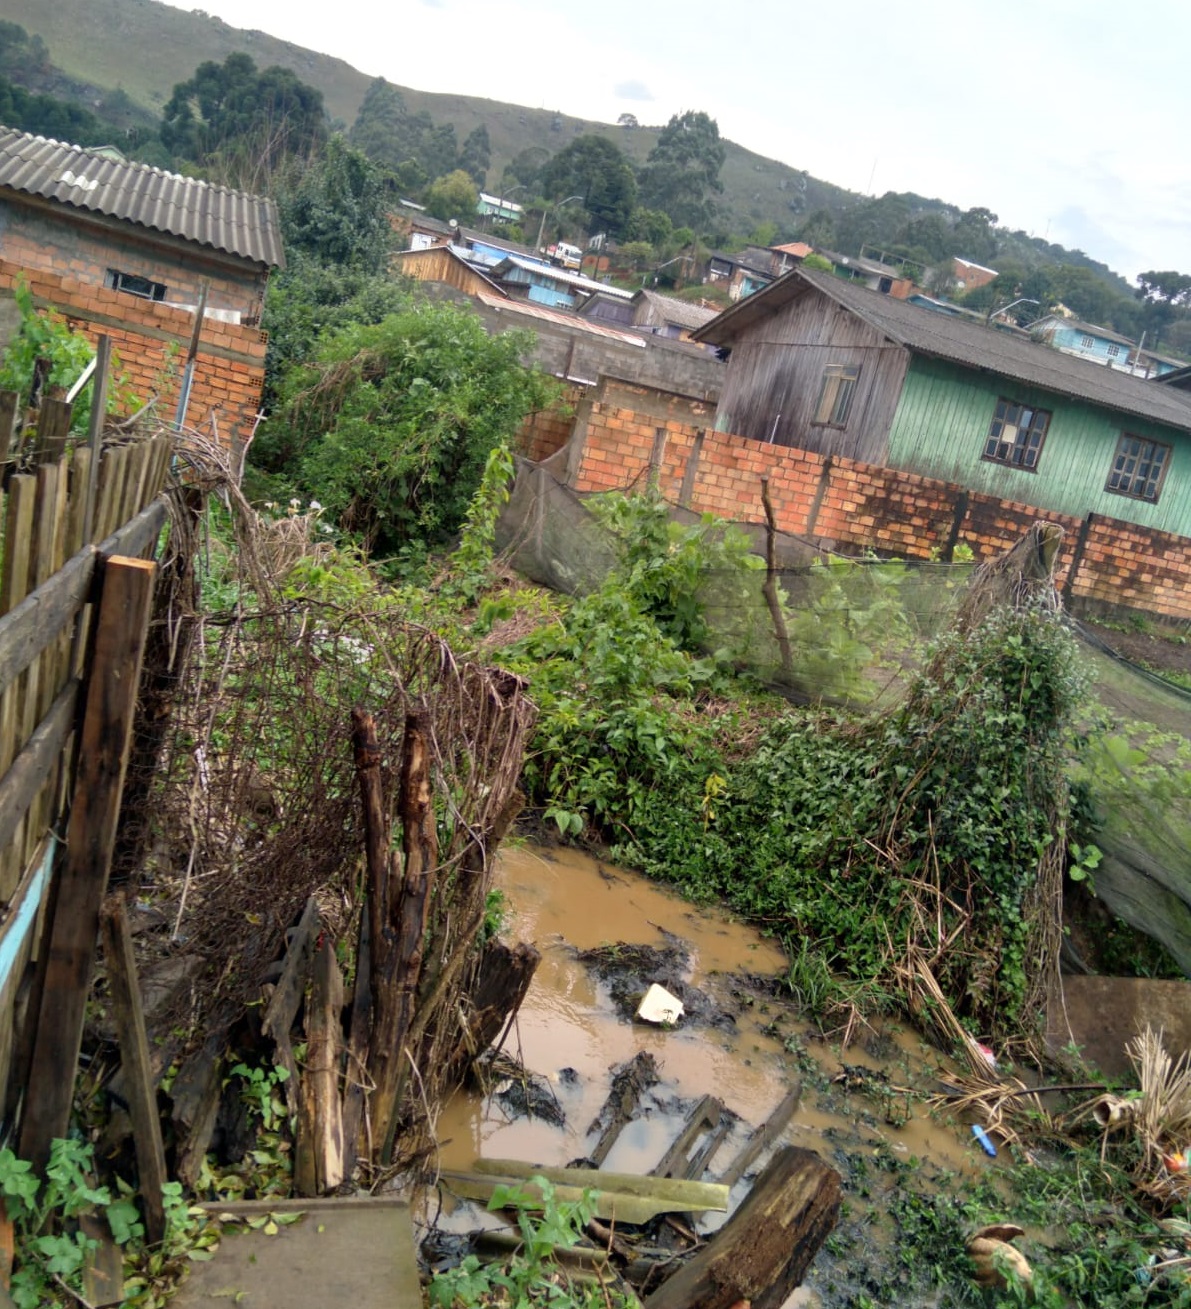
left=0, top=126, right=284, bottom=449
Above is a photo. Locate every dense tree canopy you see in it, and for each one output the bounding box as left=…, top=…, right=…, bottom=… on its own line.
left=348, top=77, right=458, bottom=184
left=424, top=169, right=479, bottom=222
left=458, top=124, right=490, bottom=188
left=637, top=111, right=725, bottom=232
left=539, top=135, right=637, bottom=238
left=161, top=53, right=326, bottom=183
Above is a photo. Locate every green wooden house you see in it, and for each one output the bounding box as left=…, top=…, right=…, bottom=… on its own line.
left=694, top=268, right=1191, bottom=536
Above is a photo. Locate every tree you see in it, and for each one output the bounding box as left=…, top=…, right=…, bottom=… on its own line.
left=625, top=207, right=673, bottom=249
left=951, top=206, right=999, bottom=264
left=1136, top=270, right=1191, bottom=346
left=348, top=77, right=458, bottom=187
left=277, top=303, right=558, bottom=554
left=161, top=53, right=326, bottom=184
left=458, top=125, right=490, bottom=188
left=425, top=169, right=479, bottom=222
left=275, top=134, right=392, bottom=269
left=539, top=135, right=637, bottom=238
left=893, top=213, right=954, bottom=263
left=617, top=113, right=639, bottom=129
left=503, top=145, right=551, bottom=192
left=797, top=208, right=837, bottom=251
left=637, top=110, right=725, bottom=233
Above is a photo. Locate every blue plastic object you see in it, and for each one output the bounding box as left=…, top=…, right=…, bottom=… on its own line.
left=971, top=1124, right=997, bottom=1157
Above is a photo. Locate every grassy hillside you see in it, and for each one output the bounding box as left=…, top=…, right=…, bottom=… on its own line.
left=2, top=0, right=853, bottom=237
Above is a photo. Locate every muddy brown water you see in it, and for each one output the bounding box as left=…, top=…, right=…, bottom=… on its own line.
left=432, top=844, right=1000, bottom=1305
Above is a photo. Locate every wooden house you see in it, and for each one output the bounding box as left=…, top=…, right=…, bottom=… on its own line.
left=578, top=288, right=717, bottom=342
left=693, top=267, right=1191, bottom=536
left=391, top=245, right=507, bottom=298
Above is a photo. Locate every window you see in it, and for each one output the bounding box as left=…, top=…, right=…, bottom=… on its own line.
left=1106, top=433, right=1171, bottom=502
left=813, top=364, right=860, bottom=427
left=105, top=269, right=166, bottom=301
left=983, top=398, right=1050, bottom=470
left=1107, top=344, right=1121, bottom=358
left=1080, top=334, right=1095, bottom=348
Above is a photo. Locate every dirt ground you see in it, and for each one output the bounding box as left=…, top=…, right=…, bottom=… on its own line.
left=1080, top=620, right=1191, bottom=680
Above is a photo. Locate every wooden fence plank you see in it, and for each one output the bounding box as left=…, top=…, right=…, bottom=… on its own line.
left=0, top=549, right=93, bottom=701
left=99, top=896, right=167, bottom=1242
left=79, top=338, right=110, bottom=550
left=18, top=556, right=157, bottom=1170
left=0, top=683, right=79, bottom=855
left=99, top=498, right=168, bottom=563
left=0, top=392, right=17, bottom=471
left=0, top=838, right=56, bottom=1118
left=33, top=399, right=71, bottom=465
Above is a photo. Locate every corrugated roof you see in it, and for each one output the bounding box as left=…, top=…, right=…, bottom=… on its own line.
left=476, top=292, right=646, bottom=347
left=636, top=289, right=718, bottom=331
left=493, top=255, right=634, bottom=300
left=1033, top=314, right=1135, bottom=348
left=0, top=126, right=284, bottom=268
left=696, top=267, right=1191, bottom=435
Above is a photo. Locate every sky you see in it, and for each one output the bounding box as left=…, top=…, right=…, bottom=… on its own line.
left=162, top=0, right=1191, bottom=282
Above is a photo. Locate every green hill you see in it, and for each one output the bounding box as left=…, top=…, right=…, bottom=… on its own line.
left=0, top=0, right=1148, bottom=315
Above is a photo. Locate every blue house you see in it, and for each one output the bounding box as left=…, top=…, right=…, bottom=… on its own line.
left=489, top=255, right=634, bottom=312
left=1031, top=314, right=1180, bottom=378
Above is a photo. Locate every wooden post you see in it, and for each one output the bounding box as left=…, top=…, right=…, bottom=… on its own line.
left=307, top=939, right=345, bottom=1194
left=760, top=477, right=794, bottom=681
left=18, top=556, right=157, bottom=1170
left=641, top=1147, right=841, bottom=1309
left=98, top=896, right=167, bottom=1243
left=80, top=337, right=112, bottom=549
left=369, top=713, right=437, bottom=1166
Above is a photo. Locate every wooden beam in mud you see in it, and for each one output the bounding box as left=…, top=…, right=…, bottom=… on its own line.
left=717, top=1082, right=802, bottom=1188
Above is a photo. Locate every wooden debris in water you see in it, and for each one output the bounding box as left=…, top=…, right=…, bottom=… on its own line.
left=586, top=1051, right=659, bottom=1167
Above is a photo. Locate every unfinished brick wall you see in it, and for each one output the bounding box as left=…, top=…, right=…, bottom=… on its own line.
left=0, top=258, right=267, bottom=452
left=563, top=401, right=1191, bottom=624
left=0, top=200, right=267, bottom=322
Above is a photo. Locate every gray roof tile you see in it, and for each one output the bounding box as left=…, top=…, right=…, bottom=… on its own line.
left=0, top=126, right=284, bottom=268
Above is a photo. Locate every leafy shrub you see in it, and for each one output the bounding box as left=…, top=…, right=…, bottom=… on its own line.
left=269, top=301, right=559, bottom=555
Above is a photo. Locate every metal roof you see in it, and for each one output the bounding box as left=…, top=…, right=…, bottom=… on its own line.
left=695, top=267, right=1191, bottom=435
left=475, top=292, right=646, bottom=347
left=493, top=255, right=634, bottom=300
left=0, top=126, right=284, bottom=268
left=1032, top=314, right=1135, bottom=348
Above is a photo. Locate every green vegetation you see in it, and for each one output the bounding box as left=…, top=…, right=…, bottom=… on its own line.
left=261, top=300, right=558, bottom=556
left=429, top=1176, right=637, bottom=1309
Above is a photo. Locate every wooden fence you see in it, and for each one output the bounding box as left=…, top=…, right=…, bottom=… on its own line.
left=0, top=351, right=171, bottom=1160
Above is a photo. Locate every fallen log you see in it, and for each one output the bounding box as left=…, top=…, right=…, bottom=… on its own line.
left=295, top=938, right=345, bottom=1196
left=641, top=1146, right=841, bottom=1309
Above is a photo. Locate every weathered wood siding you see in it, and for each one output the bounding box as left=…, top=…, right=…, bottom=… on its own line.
left=714, top=283, right=909, bottom=462
left=887, top=356, right=1191, bottom=535
left=393, top=246, right=497, bottom=298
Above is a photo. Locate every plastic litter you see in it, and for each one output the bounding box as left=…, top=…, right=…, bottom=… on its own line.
left=636, top=983, right=684, bottom=1026
left=971, top=1125, right=997, bottom=1157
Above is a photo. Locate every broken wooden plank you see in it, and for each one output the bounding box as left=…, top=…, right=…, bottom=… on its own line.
left=717, top=1082, right=802, bottom=1189
left=80, top=1210, right=124, bottom=1307
left=306, top=938, right=345, bottom=1194
left=651, top=1095, right=724, bottom=1180
left=261, top=894, right=320, bottom=1119
left=99, top=895, right=167, bottom=1244
left=19, top=555, right=157, bottom=1172
left=641, top=1146, right=841, bottom=1309
left=170, top=1032, right=224, bottom=1189
left=449, top=1161, right=728, bottom=1225
left=587, top=1051, right=659, bottom=1168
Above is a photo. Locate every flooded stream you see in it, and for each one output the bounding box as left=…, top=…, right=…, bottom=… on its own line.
left=433, top=843, right=1005, bottom=1305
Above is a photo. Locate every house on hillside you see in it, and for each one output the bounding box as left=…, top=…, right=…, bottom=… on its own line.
left=0, top=127, right=281, bottom=325
left=578, top=287, right=718, bottom=342
left=705, top=248, right=776, bottom=302
left=692, top=266, right=1191, bottom=536
left=489, top=255, right=634, bottom=311
left=391, top=245, right=508, bottom=299
left=1030, top=313, right=1182, bottom=379
left=0, top=126, right=282, bottom=450
left=952, top=257, right=998, bottom=292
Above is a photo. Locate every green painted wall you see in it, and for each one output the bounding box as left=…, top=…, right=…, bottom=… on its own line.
left=887, top=357, right=1191, bottom=534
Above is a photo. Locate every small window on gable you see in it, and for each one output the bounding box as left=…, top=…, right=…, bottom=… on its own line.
left=105, top=269, right=166, bottom=301
left=812, top=364, right=860, bottom=427
left=982, top=398, right=1050, bottom=470
left=1106, top=433, right=1171, bottom=503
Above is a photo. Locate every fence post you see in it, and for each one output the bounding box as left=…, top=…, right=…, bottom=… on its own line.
left=18, top=556, right=157, bottom=1171
left=1061, top=513, right=1095, bottom=605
